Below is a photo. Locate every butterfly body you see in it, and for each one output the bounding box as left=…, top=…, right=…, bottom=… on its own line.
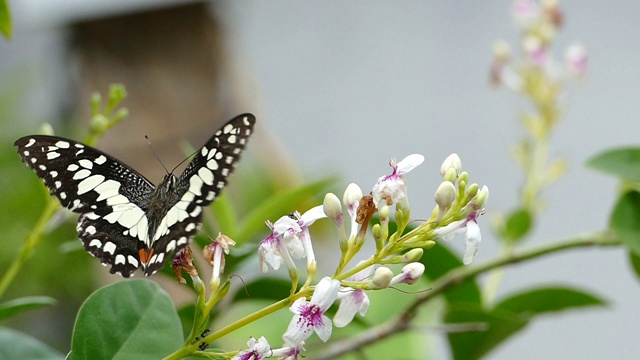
left=15, top=114, right=256, bottom=277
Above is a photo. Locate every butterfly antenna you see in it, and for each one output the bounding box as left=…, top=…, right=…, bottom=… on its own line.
left=145, top=135, right=170, bottom=175
left=169, top=145, right=201, bottom=174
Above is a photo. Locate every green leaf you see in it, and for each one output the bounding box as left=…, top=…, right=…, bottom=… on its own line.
left=0, top=0, right=11, bottom=39
left=445, top=304, right=527, bottom=360
left=629, top=250, right=640, bottom=285
left=423, top=242, right=482, bottom=305
left=609, top=191, right=640, bottom=255
left=69, top=280, right=182, bottom=360
left=233, top=177, right=335, bottom=243
left=232, top=277, right=292, bottom=302
left=0, top=296, right=57, bottom=322
left=0, top=326, right=64, bottom=360
left=495, top=286, right=607, bottom=315
left=502, top=208, right=533, bottom=243
left=586, top=147, right=640, bottom=181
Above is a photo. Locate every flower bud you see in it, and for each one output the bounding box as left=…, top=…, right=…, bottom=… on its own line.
left=323, top=192, right=343, bottom=225
left=402, top=248, right=424, bottom=263
left=343, top=183, right=363, bottom=210
left=440, top=153, right=462, bottom=178
left=372, top=267, right=393, bottom=289
left=465, top=183, right=479, bottom=200
left=435, top=181, right=456, bottom=210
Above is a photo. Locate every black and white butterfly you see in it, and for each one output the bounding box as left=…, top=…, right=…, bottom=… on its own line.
left=15, top=114, right=256, bottom=278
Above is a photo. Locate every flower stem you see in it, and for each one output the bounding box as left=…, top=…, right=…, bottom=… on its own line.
left=0, top=198, right=59, bottom=300
left=315, top=231, right=619, bottom=359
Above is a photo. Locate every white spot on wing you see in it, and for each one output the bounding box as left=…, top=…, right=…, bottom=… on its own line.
left=26, top=138, right=36, bottom=147
left=198, top=167, right=214, bottom=185
left=73, top=169, right=91, bottom=180
left=67, top=164, right=79, bottom=171
left=227, top=135, right=237, bottom=144
left=95, top=180, right=122, bottom=201
left=79, top=159, right=93, bottom=169
left=77, top=174, right=105, bottom=195
left=185, top=223, right=196, bottom=232
left=166, top=240, right=177, bottom=252
left=190, top=206, right=202, bottom=217
left=47, top=152, right=60, bottom=160
left=50, top=171, right=58, bottom=178
left=94, top=155, right=107, bottom=165
left=127, top=255, right=139, bottom=268
left=55, top=140, right=70, bottom=148
left=115, top=254, right=125, bottom=265
left=60, top=192, right=66, bottom=199
left=189, top=174, right=204, bottom=196
left=89, top=239, right=102, bottom=248
left=201, top=147, right=208, bottom=157
left=206, top=159, right=218, bottom=170
left=39, top=164, right=46, bottom=171
left=104, top=242, right=116, bottom=255
left=177, top=237, right=188, bottom=246
left=85, top=225, right=97, bottom=235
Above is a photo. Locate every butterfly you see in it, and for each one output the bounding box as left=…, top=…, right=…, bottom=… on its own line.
left=14, top=114, right=256, bottom=278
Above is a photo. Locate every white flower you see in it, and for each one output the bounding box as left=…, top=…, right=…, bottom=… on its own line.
left=333, top=265, right=373, bottom=328
left=390, top=262, right=425, bottom=285
left=372, top=154, right=424, bottom=208
left=232, top=336, right=271, bottom=360
left=258, top=222, right=295, bottom=273
left=282, top=277, right=340, bottom=346
left=434, top=211, right=483, bottom=265
left=270, top=341, right=305, bottom=360
left=279, top=206, right=326, bottom=266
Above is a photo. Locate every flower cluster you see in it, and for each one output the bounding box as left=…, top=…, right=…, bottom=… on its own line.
left=226, top=153, right=488, bottom=359
left=490, top=0, right=587, bottom=90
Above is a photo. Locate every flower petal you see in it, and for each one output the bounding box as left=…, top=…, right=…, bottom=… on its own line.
left=395, top=154, right=424, bottom=175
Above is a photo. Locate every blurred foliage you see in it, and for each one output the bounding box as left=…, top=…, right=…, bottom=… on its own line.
left=0, top=0, right=10, bottom=39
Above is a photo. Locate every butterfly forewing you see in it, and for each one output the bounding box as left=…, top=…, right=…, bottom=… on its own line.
left=14, top=113, right=256, bottom=278
left=144, top=114, right=256, bottom=276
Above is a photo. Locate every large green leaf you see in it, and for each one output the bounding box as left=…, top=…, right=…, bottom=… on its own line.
left=232, top=277, right=292, bottom=302
left=69, top=280, right=182, bottom=360
left=609, top=191, right=640, bottom=255
left=0, top=326, right=64, bottom=360
left=423, top=242, right=482, bottom=305
left=586, top=147, right=640, bottom=181
left=495, top=286, right=606, bottom=315
left=0, top=296, right=57, bottom=322
left=445, top=304, right=526, bottom=360
left=446, top=286, right=606, bottom=359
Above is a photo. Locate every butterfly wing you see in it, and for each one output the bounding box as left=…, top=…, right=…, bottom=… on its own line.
left=144, top=113, right=256, bottom=276
left=15, top=135, right=155, bottom=277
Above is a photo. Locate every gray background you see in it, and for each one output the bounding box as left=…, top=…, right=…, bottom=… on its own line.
left=4, top=1, right=640, bottom=359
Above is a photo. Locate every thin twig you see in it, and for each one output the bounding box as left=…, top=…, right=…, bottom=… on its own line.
left=315, top=231, right=619, bottom=359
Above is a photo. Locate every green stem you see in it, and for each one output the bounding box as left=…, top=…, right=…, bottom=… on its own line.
left=315, top=231, right=620, bottom=360
left=0, top=199, right=59, bottom=299
left=163, top=297, right=294, bottom=360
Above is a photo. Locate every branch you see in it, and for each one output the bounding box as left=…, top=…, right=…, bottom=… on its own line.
left=316, top=231, right=620, bottom=359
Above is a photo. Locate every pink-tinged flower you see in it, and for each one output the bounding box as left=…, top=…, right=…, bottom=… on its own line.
left=522, top=36, right=548, bottom=66
left=333, top=266, right=373, bottom=328
left=258, top=221, right=296, bottom=273
left=232, top=336, right=271, bottom=360
left=282, top=277, right=341, bottom=346
left=279, top=206, right=326, bottom=267
left=433, top=211, right=483, bottom=265
left=390, top=262, right=425, bottom=286
left=511, top=0, right=540, bottom=27
left=372, top=154, right=424, bottom=208
left=565, top=44, right=587, bottom=77
left=270, top=341, right=306, bottom=360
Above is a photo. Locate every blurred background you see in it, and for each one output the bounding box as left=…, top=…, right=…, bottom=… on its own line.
left=1, top=1, right=639, bottom=359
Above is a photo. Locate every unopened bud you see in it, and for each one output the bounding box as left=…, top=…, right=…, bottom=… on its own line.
left=435, top=181, right=456, bottom=210
left=403, top=248, right=424, bottom=263
left=372, top=267, right=393, bottom=289
left=440, top=153, right=462, bottom=178
left=323, top=192, right=343, bottom=224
